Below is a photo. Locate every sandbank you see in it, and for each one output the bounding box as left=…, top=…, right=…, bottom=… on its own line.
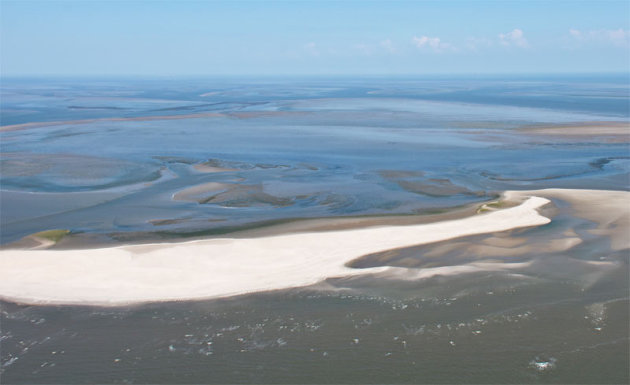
left=172, top=182, right=231, bottom=202
left=192, top=164, right=238, bottom=173
left=0, top=193, right=552, bottom=306
left=0, top=110, right=305, bottom=132
left=0, top=188, right=627, bottom=306
left=519, top=121, right=629, bottom=141
left=0, top=113, right=225, bottom=132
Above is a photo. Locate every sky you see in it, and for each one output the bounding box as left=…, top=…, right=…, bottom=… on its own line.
left=1, top=0, right=629, bottom=76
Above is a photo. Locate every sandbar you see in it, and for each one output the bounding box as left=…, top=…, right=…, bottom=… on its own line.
left=172, top=182, right=231, bottom=202
left=0, top=193, right=552, bottom=306
left=0, top=113, right=225, bottom=132
left=1, top=188, right=627, bottom=306
left=519, top=121, right=629, bottom=142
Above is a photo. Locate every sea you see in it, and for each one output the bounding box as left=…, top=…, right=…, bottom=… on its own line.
left=0, top=75, right=628, bottom=383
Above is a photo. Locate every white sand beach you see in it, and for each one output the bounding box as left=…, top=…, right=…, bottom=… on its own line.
left=0, top=188, right=627, bottom=306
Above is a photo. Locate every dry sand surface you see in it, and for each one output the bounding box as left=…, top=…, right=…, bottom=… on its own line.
left=0, top=189, right=627, bottom=306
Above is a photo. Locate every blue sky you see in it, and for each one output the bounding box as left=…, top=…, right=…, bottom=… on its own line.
left=1, top=0, right=629, bottom=76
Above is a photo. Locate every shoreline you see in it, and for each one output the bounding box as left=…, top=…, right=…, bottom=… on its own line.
left=0, top=188, right=626, bottom=307
left=0, top=199, right=485, bottom=250
left=0, top=192, right=548, bottom=306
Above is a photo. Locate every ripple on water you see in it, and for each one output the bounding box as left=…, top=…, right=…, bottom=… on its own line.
left=529, top=355, right=557, bottom=372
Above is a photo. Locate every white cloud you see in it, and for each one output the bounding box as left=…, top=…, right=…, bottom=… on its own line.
left=569, top=28, right=630, bottom=47
left=412, top=36, right=453, bottom=52
left=607, top=28, right=629, bottom=45
left=499, top=29, right=529, bottom=48
left=413, top=36, right=440, bottom=49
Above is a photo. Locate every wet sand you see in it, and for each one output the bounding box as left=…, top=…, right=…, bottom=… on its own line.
left=192, top=164, right=238, bottom=173
left=519, top=121, right=629, bottom=142
left=0, top=110, right=307, bottom=132
left=506, top=188, right=630, bottom=250
left=171, top=182, right=232, bottom=202
left=0, top=112, right=225, bottom=132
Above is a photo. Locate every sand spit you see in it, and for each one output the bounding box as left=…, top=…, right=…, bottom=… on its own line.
left=0, top=194, right=553, bottom=306
left=0, top=189, right=626, bottom=306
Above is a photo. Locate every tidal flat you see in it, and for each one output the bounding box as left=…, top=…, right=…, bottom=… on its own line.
left=0, top=76, right=628, bottom=383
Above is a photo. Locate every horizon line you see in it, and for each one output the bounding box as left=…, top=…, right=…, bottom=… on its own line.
left=2, top=71, right=629, bottom=79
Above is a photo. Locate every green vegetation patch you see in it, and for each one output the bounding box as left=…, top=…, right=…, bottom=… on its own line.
left=33, top=229, right=70, bottom=243
left=476, top=199, right=520, bottom=214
